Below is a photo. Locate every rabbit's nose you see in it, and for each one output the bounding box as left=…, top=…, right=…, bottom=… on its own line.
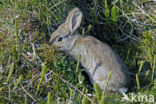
left=52, top=45, right=58, bottom=50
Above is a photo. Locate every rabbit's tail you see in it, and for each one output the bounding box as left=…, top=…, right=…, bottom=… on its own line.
left=118, top=87, right=128, bottom=94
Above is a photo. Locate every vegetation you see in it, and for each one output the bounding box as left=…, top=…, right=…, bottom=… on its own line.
left=0, top=0, right=155, bottom=103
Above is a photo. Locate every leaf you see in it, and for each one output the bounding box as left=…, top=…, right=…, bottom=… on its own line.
left=104, top=0, right=110, bottom=19
left=111, top=6, right=118, bottom=24
left=6, top=62, right=15, bottom=83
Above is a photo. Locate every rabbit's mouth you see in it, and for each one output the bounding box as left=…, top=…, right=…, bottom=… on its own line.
left=52, top=45, right=59, bottom=50
left=57, top=47, right=65, bottom=51
left=52, top=45, right=63, bottom=51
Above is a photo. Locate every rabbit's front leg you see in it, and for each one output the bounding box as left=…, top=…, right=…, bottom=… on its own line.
left=80, top=68, right=94, bottom=86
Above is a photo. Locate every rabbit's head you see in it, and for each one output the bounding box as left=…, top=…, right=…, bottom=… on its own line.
left=49, top=7, right=83, bottom=51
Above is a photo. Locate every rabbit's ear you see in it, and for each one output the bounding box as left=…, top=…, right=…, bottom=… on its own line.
left=65, top=7, right=83, bottom=34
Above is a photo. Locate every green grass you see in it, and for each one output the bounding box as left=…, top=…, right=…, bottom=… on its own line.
left=0, top=0, right=156, bottom=104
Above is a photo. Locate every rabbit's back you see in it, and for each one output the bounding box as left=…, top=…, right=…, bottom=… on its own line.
left=68, top=35, right=130, bottom=92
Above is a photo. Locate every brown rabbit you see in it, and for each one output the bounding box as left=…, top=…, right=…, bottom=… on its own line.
left=49, top=7, right=130, bottom=93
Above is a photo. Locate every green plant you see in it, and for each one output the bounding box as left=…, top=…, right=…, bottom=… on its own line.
left=94, top=83, right=101, bottom=102
left=99, top=71, right=112, bottom=104
left=136, top=74, right=140, bottom=90
left=104, top=0, right=110, bottom=20
left=36, top=61, right=47, bottom=95
left=14, top=17, right=18, bottom=42
left=82, top=89, right=89, bottom=104
left=47, top=92, right=51, bottom=104
left=6, top=62, right=15, bottom=83
left=13, top=75, right=23, bottom=90
left=111, top=6, right=118, bottom=24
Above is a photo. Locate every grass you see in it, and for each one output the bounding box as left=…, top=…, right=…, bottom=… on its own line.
left=0, top=0, right=156, bottom=104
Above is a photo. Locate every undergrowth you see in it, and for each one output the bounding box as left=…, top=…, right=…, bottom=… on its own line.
left=0, top=0, right=156, bottom=104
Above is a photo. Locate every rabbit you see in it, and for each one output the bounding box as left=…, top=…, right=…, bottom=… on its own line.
left=49, top=7, right=130, bottom=93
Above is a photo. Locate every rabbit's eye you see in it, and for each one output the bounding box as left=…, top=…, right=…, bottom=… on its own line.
left=58, top=37, right=63, bottom=42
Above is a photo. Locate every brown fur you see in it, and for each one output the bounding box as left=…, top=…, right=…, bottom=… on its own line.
left=50, top=7, right=130, bottom=93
